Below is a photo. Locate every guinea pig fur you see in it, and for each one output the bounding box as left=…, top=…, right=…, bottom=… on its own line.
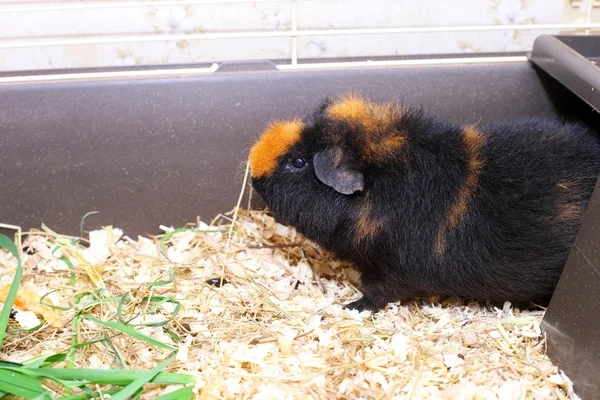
left=248, top=94, right=600, bottom=312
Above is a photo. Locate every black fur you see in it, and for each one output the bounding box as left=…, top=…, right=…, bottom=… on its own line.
left=251, top=99, right=600, bottom=312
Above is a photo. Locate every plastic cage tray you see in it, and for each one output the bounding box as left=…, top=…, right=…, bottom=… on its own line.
left=530, top=35, right=600, bottom=400
left=1, top=33, right=600, bottom=399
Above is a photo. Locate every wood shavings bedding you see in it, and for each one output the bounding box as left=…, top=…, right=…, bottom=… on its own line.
left=0, top=209, right=578, bottom=399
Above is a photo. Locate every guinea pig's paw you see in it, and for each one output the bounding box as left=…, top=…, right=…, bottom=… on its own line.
left=344, top=296, right=379, bottom=313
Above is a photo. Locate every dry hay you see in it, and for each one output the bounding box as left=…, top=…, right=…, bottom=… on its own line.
left=0, top=209, right=578, bottom=400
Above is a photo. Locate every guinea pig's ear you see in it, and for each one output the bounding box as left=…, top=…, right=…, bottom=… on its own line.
left=313, top=146, right=364, bottom=195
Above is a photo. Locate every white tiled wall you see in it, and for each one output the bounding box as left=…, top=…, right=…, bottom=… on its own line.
left=0, top=0, right=596, bottom=72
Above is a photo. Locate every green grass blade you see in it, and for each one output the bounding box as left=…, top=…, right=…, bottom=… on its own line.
left=24, top=353, right=67, bottom=369
left=0, top=233, right=23, bottom=347
left=0, top=360, right=23, bottom=367
left=116, top=295, right=181, bottom=327
left=79, top=211, right=99, bottom=239
left=155, top=386, right=195, bottom=400
left=158, top=227, right=230, bottom=254
left=73, top=292, right=126, bottom=313
left=67, top=316, right=79, bottom=371
left=6, top=320, right=44, bottom=336
left=48, top=243, right=77, bottom=287
left=163, top=328, right=181, bottom=344
left=109, top=353, right=176, bottom=400
left=59, top=257, right=74, bottom=270
left=144, top=270, right=177, bottom=288
left=0, top=368, right=85, bottom=389
left=84, top=316, right=174, bottom=351
left=22, top=339, right=106, bottom=370
left=9, top=368, right=194, bottom=386
left=0, top=369, right=44, bottom=389
left=159, top=228, right=187, bottom=254
left=0, top=370, right=48, bottom=399
left=131, top=388, right=143, bottom=400
left=55, top=255, right=76, bottom=287
left=102, top=332, right=125, bottom=369
left=0, top=386, right=42, bottom=400
left=31, top=392, right=55, bottom=400
left=40, top=290, right=71, bottom=312
left=57, top=388, right=120, bottom=400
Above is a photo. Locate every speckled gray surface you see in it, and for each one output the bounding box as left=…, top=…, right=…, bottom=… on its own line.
left=0, top=62, right=590, bottom=236
left=530, top=35, right=600, bottom=116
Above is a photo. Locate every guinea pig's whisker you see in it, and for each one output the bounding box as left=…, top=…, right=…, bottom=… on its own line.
left=220, top=162, right=251, bottom=278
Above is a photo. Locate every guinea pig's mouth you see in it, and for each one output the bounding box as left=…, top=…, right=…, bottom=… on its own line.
left=248, top=178, right=268, bottom=206
left=249, top=178, right=263, bottom=196
left=248, top=179, right=289, bottom=225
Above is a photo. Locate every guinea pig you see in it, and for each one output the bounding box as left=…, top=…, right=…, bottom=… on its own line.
left=248, top=94, right=600, bottom=312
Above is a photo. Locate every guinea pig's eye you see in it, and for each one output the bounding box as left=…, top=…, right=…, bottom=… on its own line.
left=291, top=158, right=306, bottom=169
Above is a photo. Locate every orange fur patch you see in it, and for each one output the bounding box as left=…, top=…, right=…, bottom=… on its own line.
left=326, top=94, right=406, bottom=161
left=434, top=229, right=448, bottom=262
left=249, top=119, right=303, bottom=178
left=558, top=202, right=585, bottom=221
left=555, top=179, right=586, bottom=221
left=435, top=125, right=486, bottom=261
left=355, top=197, right=384, bottom=244
left=448, top=126, right=486, bottom=228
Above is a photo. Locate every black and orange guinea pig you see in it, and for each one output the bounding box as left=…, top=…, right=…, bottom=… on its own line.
left=248, top=94, right=600, bottom=312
